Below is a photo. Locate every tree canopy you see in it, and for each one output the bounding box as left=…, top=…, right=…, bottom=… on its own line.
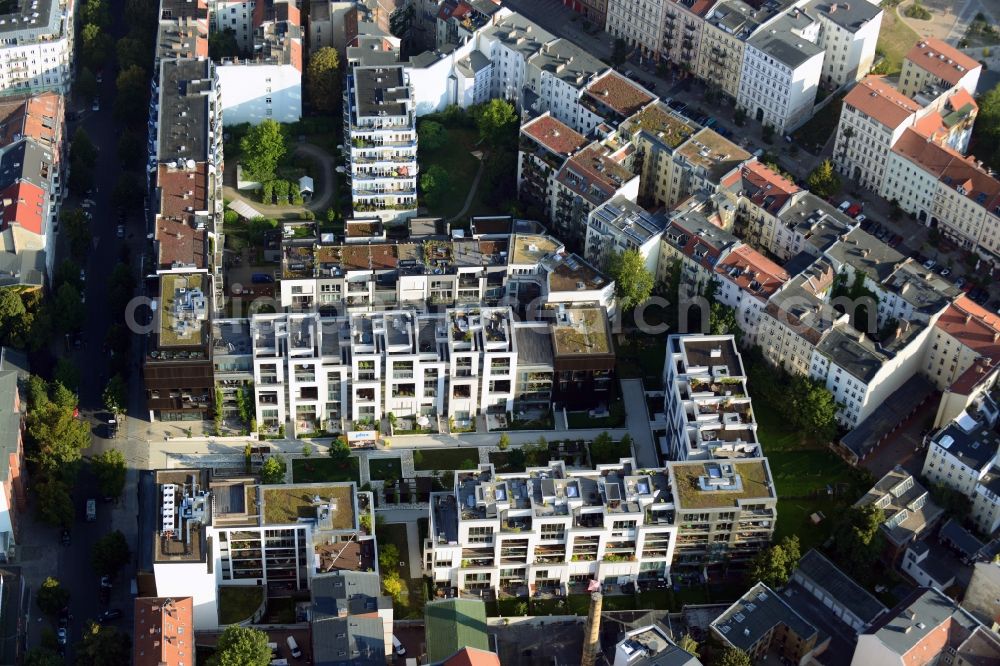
left=306, top=47, right=341, bottom=113
left=831, top=504, right=884, bottom=580
left=209, top=626, right=272, bottom=666
left=91, top=530, right=131, bottom=576
left=419, top=165, right=450, bottom=209
left=24, top=648, right=63, bottom=666
left=92, top=449, right=127, bottom=499
left=114, top=65, right=149, bottom=126
left=806, top=159, right=841, bottom=198
left=36, top=577, right=69, bottom=616
left=973, top=82, right=1000, bottom=173
left=329, top=436, right=351, bottom=465
left=26, top=379, right=90, bottom=472
left=75, top=623, right=131, bottom=666
left=103, top=374, right=127, bottom=415
left=477, top=99, right=518, bottom=149
left=209, top=28, right=242, bottom=60
left=240, top=120, right=286, bottom=182
left=418, top=120, right=447, bottom=152
left=260, top=455, right=286, bottom=484
left=747, top=536, right=801, bottom=588
left=34, top=477, right=74, bottom=527
left=607, top=249, right=654, bottom=314
left=716, top=647, right=752, bottom=666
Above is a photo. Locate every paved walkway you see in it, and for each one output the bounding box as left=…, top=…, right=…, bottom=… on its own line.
left=222, top=142, right=337, bottom=219
left=621, top=379, right=659, bottom=468
left=445, top=151, right=485, bottom=224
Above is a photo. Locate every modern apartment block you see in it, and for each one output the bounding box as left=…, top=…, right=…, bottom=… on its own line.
left=150, top=469, right=375, bottom=630
left=343, top=65, right=418, bottom=222
left=424, top=458, right=678, bottom=596
left=660, top=334, right=760, bottom=462
left=0, top=0, right=75, bottom=96
left=584, top=196, right=666, bottom=275
left=667, top=457, right=777, bottom=568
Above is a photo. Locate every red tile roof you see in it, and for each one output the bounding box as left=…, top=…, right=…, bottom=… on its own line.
left=891, top=128, right=958, bottom=177
left=0, top=92, right=62, bottom=149
left=584, top=71, right=655, bottom=117
left=157, top=163, right=208, bottom=224
left=133, top=597, right=194, bottom=666
left=669, top=0, right=716, bottom=17
left=0, top=181, right=45, bottom=235
left=716, top=244, right=790, bottom=301
left=736, top=160, right=800, bottom=214
left=948, top=87, right=977, bottom=114
left=557, top=141, right=634, bottom=204
left=936, top=295, right=1000, bottom=358
left=521, top=113, right=588, bottom=158
left=443, top=647, right=501, bottom=666
left=845, top=75, right=920, bottom=129
left=156, top=217, right=206, bottom=269
left=905, top=38, right=980, bottom=87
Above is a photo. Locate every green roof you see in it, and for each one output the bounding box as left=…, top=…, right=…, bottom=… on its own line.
left=424, top=599, right=489, bottom=663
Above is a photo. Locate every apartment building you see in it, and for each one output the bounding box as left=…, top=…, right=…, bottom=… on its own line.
left=518, top=113, right=589, bottom=219
left=737, top=10, right=823, bottom=133
left=478, top=13, right=555, bottom=108
left=805, top=0, right=882, bottom=88
left=0, top=350, right=26, bottom=561
left=659, top=200, right=740, bottom=296
left=216, top=0, right=303, bottom=125
left=424, top=458, right=678, bottom=596
left=659, top=0, right=715, bottom=71
left=151, top=469, right=375, bottom=629
left=851, top=587, right=1000, bottom=665
left=713, top=245, right=790, bottom=347
left=618, top=101, right=698, bottom=209
left=550, top=137, right=640, bottom=252
left=0, top=0, right=74, bottom=96
left=721, top=159, right=801, bottom=254
left=579, top=70, right=656, bottom=127
left=605, top=0, right=670, bottom=62
left=668, top=457, right=776, bottom=567
left=612, top=625, right=701, bottom=666
left=310, top=571, right=394, bottom=659
left=924, top=295, right=1000, bottom=396
left=669, top=128, right=751, bottom=208
left=436, top=0, right=504, bottom=49
left=660, top=334, right=760, bottom=461
left=563, top=0, right=608, bottom=28
left=923, top=397, right=1000, bottom=535
left=584, top=196, right=666, bottom=275
left=156, top=0, right=209, bottom=65
left=133, top=597, right=195, bottom=666
left=745, top=189, right=852, bottom=261
left=855, top=468, right=943, bottom=562
left=524, top=39, right=608, bottom=134
left=899, top=38, right=981, bottom=100
left=696, top=0, right=772, bottom=101
left=833, top=74, right=922, bottom=191
left=343, top=65, right=418, bottom=222
left=306, top=0, right=358, bottom=55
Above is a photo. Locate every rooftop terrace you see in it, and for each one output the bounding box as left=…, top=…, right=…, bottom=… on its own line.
left=671, top=460, right=774, bottom=509
left=551, top=307, right=611, bottom=356
left=262, top=484, right=356, bottom=529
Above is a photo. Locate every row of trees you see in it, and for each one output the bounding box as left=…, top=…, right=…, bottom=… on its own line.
left=973, top=82, right=1000, bottom=175
left=260, top=179, right=305, bottom=206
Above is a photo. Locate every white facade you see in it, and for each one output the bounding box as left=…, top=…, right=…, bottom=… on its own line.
left=210, top=0, right=256, bottom=51
left=812, top=4, right=882, bottom=87
left=217, top=63, right=302, bottom=124
left=404, top=39, right=477, bottom=116
left=0, top=0, right=75, bottom=96
left=584, top=197, right=665, bottom=275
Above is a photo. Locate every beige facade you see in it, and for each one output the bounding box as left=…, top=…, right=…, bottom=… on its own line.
left=695, top=18, right=746, bottom=99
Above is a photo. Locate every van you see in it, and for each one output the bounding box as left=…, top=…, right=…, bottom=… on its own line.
left=267, top=642, right=278, bottom=654
left=393, top=635, right=406, bottom=656
left=286, top=636, right=302, bottom=659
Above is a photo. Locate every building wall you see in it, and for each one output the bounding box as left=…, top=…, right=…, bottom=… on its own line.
left=217, top=63, right=302, bottom=125
left=307, top=1, right=356, bottom=55
left=972, top=482, right=1000, bottom=534
left=659, top=2, right=704, bottom=68
left=212, top=0, right=256, bottom=52
left=153, top=561, right=218, bottom=630
left=816, top=12, right=881, bottom=87
left=833, top=103, right=912, bottom=192
left=922, top=442, right=989, bottom=496
left=605, top=0, right=666, bottom=60
left=880, top=149, right=939, bottom=227
left=962, top=561, right=1000, bottom=626
left=405, top=39, right=476, bottom=116
left=899, top=58, right=981, bottom=99
left=738, top=46, right=822, bottom=133
left=0, top=9, right=75, bottom=97
left=695, top=23, right=745, bottom=100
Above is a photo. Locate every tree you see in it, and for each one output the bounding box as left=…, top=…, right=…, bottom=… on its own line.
left=477, top=98, right=518, bottom=149
left=80, top=23, right=112, bottom=70
left=240, top=120, right=286, bottom=182
left=747, top=535, right=801, bottom=588
left=716, top=647, right=752, bottom=666
left=92, top=449, right=127, bottom=499
left=379, top=542, right=400, bottom=572
left=789, top=375, right=837, bottom=444
left=677, top=634, right=699, bottom=656
left=329, top=436, right=351, bottom=465
left=28, top=399, right=90, bottom=472
left=709, top=302, right=742, bottom=344
left=24, top=648, right=63, bottom=666
left=209, top=626, right=272, bottom=666
left=54, top=358, right=80, bottom=392
left=306, top=47, right=341, bottom=113
left=54, top=283, right=85, bottom=333
left=806, top=159, right=841, bottom=198
left=36, top=577, right=69, bottom=616
left=103, top=374, right=127, bottom=415
left=75, top=67, right=98, bottom=101
left=420, top=164, right=450, bottom=209
left=589, top=432, right=619, bottom=464
left=260, top=455, right=286, bottom=484
left=607, top=249, right=654, bottom=314
left=34, top=478, right=74, bottom=527
left=79, top=0, right=110, bottom=28
left=209, top=28, right=241, bottom=60
left=117, top=130, right=145, bottom=169
left=418, top=120, right=447, bottom=152
left=0, top=288, right=26, bottom=343
left=91, top=530, right=131, bottom=576
left=113, top=171, right=144, bottom=211
left=831, top=504, right=884, bottom=579
left=115, top=36, right=148, bottom=72
left=498, top=433, right=510, bottom=450
left=75, top=623, right=131, bottom=666
left=382, top=572, right=405, bottom=602
left=72, top=128, right=98, bottom=167
left=114, top=65, right=149, bottom=126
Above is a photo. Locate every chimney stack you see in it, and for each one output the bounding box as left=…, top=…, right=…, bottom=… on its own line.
left=581, top=587, right=603, bottom=666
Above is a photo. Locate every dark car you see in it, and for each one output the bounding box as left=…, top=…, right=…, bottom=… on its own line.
left=99, top=609, right=122, bottom=623
left=251, top=273, right=275, bottom=284
left=60, top=529, right=70, bottom=546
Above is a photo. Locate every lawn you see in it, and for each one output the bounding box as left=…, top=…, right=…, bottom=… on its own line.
left=261, top=596, right=296, bottom=624
left=412, top=448, right=480, bottom=471
left=877, top=8, right=919, bottom=76
left=418, top=125, right=481, bottom=220
left=792, top=93, right=844, bottom=154
left=369, top=457, right=403, bottom=481
left=292, top=457, right=359, bottom=483
left=489, top=451, right=526, bottom=473
left=567, top=399, right=626, bottom=429
left=217, top=586, right=263, bottom=625
left=376, top=522, right=425, bottom=619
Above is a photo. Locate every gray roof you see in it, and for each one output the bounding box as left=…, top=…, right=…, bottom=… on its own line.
left=311, top=571, right=391, bottom=620
left=711, top=582, right=818, bottom=652
left=528, top=38, right=606, bottom=89
left=514, top=324, right=553, bottom=367
left=881, top=261, right=958, bottom=316
left=0, top=248, right=44, bottom=289
left=0, top=139, right=55, bottom=192
left=350, top=47, right=400, bottom=67
left=780, top=192, right=856, bottom=255
left=855, top=467, right=943, bottom=547
left=938, top=518, right=984, bottom=559
left=806, top=0, right=882, bottom=31
left=794, top=549, right=887, bottom=625
left=825, top=227, right=905, bottom=283
left=312, top=616, right=385, bottom=666
left=707, top=0, right=777, bottom=40
left=158, top=58, right=213, bottom=164
left=839, top=374, right=935, bottom=460
left=930, top=410, right=1000, bottom=472
left=590, top=197, right=667, bottom=246
left=0, top=0, right=59, bottom=39
left=864, top=587, right=984, bottom=657
left=956, top=627, right=1000, bottom=663
left=0, top=348, right=26, bottom=483
left=816, top=324, right=886, bottom=382
left=914, top=546, right=957, bottom=587
left=481, top=12, right=555, bottom=61
left=352, top=66, right=411, bottom=118
left=455, top=50, right=492, bottom=77
left=748, top=14, right=824, bottom=68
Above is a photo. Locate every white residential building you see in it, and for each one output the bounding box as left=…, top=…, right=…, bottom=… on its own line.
left=0, top=0, right=75, bottom=96
left=151, top=469, right=376, bottom=630
left=524, top=39, right=608, bottom=134
left=584, top=196, right=666, bottom=275
left=737, top=10, right=823, bottom=133
left=343, top=65, right=418, bottom=222
left=478, top=12, right=554, bottom=108
left=806, top=0, right=882, bottom=88
left=899, top=37, right=981, bottom=100
left=210, top=0, right=256, bottom=51
left=424, top=458, right=678, bottom=596
left=660, top=334, right=761, bottom=461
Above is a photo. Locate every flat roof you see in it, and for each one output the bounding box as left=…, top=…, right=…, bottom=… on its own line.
left=677, top=128, right=751, bottom=182
left=671, top=459, right=774, bottom=509
left=680, top=337, right=744, bottom=378
left=261, top=484, right=355, bottom=528
left=158, top=273, right=208, bottom=348
left=527, top=38, right=605, bottom=89
left=583, top=71, right=655, bottom=117
left=521, top=113, right=588, bottom=158
left=625, top=102, right=697, bottom=149
left=353, top=66, right=410, bottom=118
left=510, top=233, right=560, bottom=264
left=551, top=307, right=611, bottom=356
left=158, top=58, right=213, bottom=163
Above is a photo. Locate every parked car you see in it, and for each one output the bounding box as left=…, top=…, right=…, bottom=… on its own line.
left=116, top=224, right=125, bottom=238
left=938, top=267, right=951, bottom=277
left=847, top=203, right=863, bottom=218
left=98, top=609, right=122, bottom=623
left=91, top=99, right=99, bottom=112
left=100, top=575, right=112, bottom=589
left=60, top=529, right=70, bottom=546
left=286, top=636, right=302, bottom=659
left=923, top=259, right=937, bottom=270
left=838, top=200, right=851, bottom=212
left=954, top=277, right=966, bottom=289
left=855, top=213, right=867, bottom=223
left=57, top=628, right=67, bottom=645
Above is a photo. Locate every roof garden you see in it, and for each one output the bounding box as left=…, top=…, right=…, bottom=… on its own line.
left=158, top=273, right=207, bottom=348
left=672, top=460, right=773, bottom=509
left=626, top=103, right=696, bottom=148
left=262, top=485, right=356, bottom=529
left=551, top=308, right=611, bottom=356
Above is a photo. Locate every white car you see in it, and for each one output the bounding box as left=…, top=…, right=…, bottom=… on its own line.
left=91, top=99, right=99, bottom=112
left=116, top=224, right=125, bottom=238
left=855, top=214, right=866, bottom=223
left=57, top=628, right=67, bottom=645
left=923, top=259, right=936, bottom=270
left=79, top=268, right=86, bottom=282
left=838, top=200, right=851, bottom=212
